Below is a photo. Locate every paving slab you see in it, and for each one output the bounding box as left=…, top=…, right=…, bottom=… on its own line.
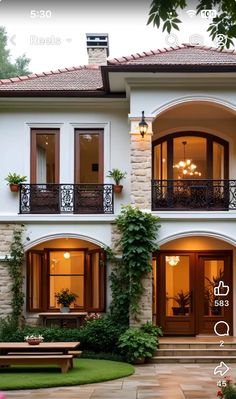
left=3, top=363, right=236, bottom=399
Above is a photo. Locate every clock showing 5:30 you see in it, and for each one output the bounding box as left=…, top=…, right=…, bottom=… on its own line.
left=30, top=10, right=52, bottom=19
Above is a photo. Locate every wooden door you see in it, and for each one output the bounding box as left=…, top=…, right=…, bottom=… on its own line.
left=155, top=250, right=233, bottom=336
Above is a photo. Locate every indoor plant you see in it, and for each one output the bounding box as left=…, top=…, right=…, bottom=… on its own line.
left=107, top=168, right=127, bottom=193
left=54, top=288, right=78, bottom=313
left=5, top=173, right=27, bottom=192
left=171, top=290, right=191, bottom=315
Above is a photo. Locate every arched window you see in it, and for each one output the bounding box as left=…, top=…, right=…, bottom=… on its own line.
left=153, top=132, right=228, bottom=180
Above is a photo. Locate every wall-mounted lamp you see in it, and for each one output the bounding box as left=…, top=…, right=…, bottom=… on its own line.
left=64, top=251, right=71, bottom=260
left=139, top=111, right=148, bottom=138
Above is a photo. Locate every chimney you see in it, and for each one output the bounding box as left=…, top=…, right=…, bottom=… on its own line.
left=86, top=33, right=109, bottom=65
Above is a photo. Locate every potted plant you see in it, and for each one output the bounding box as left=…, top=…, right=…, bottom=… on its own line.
left=171, top=290, right=191, bottom=315
left=5, top=173, right=27, bottom=192
left=118, top=328, right=157, bottom=364
left=107, top=168, right=127, bottom=193
left=54, top=288, right=78, bottom=313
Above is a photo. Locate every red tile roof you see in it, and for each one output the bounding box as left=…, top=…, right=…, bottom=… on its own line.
left=0, top=44, right=236, bottom=95
left=0, top=65, right=103, bottom=92
left=107, top=44, right=236, bottom=65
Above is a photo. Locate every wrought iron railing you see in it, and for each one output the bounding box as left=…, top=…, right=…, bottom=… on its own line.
left=19, top=184, right=114, bottom=214
left=152, top=180, right=236, bottom=211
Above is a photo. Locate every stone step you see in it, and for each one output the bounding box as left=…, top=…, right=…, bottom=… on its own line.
left=159, top=342, right=236, bottom=349
left=157, top=348, right=236, bottom=357
left=150, top=355, right=236, bottom=364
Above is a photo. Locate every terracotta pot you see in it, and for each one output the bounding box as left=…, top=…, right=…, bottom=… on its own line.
left=132, top=357, right=145, bottom=364
left=26, top=338, right=42, bottom=345
left=10, top=184, right=19, bottom=192
left=114, top=184, right=123, bottom=193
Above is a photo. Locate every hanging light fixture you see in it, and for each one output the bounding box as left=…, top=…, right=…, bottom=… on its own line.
left=139, top=111, right=148, bottom=138
left=173, top=141, right=201, bottom=179
left=166, top=256, right=180, bottom=267
left=63, top=251, right=70, bottom=259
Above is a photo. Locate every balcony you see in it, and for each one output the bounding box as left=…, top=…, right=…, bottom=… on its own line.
left=152, top=180, right=236, bottom=211
left=19, top=184, right=114, bottom=214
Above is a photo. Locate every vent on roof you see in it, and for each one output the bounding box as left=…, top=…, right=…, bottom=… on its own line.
left=86, top=33, right=109, bottom=65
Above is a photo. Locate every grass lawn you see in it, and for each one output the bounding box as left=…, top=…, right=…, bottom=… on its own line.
left=0, top=359, right=134, bottom=390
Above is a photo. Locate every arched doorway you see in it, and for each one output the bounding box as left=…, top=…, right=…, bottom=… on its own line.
left=26, top=237, right=105, bottom=313
left=152, top=237, right=233, bottom=336
left=152, top=132, right=229, bottom=211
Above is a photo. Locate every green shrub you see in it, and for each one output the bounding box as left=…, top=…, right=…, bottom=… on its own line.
left=0, top=316, right=18, bottom=341
left=79, top=315, right=126, bottom=352
left=140, top=322, right=163, bottom=338
left=0, top=315, right=125, bottom=354
left=118, top=328, right=157, bottom=363
left=80, top=350, right=124, bottom=362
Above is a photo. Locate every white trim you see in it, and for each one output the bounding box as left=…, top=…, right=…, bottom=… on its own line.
left=24, top=232, right=106, bottom=251
left=151, top=96, right=236, bottom=118
left=26, top=123, right=64, bottom=128
left=159, top=230, right=236, bottom=247
left=0, top=214, right=116, bottom=222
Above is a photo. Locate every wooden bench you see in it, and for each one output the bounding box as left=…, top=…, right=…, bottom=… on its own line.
left=0, top=355, right=73, bottom=373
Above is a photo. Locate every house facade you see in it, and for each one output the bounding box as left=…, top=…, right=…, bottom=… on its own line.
left=0, top=36, right=236, bottom=336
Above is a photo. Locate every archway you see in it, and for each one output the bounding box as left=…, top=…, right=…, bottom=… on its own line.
left=26, top=236, right=105, bottom=317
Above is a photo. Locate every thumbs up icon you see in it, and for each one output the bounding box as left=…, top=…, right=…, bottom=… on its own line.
left=214, top=281, right=229, bottom=296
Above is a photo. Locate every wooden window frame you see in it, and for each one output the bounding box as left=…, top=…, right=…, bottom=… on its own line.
left=74, top=129, right=104, bottom=184
left=27, top=248, right=106, bottom=313
left=30, top=128, right=60, bottom=184
left=152, top=132, right=229, bottom=180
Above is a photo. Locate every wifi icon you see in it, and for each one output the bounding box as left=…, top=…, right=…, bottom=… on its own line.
left=186, top=9, right=197, bottom=18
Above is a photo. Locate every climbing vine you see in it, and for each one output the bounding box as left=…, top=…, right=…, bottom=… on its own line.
left=109, top=206, right=160, bottom=323
left=5, top=227, right=25, bottom=327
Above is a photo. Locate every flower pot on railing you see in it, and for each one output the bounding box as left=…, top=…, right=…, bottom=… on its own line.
left=10, top=183, right=19, bottom=192
left=60, top=306, right=70, bottom=313
left=114, top=184, right=123, bottom=194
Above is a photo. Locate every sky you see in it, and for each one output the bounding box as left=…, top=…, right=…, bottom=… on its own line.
left=0, top=0, right=234, bottom=74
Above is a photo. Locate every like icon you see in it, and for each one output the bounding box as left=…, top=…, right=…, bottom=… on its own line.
left=214, top=281, right=229, bottom=297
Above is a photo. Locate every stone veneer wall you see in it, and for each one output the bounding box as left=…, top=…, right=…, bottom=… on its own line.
left=110, top=122, right=154, bottom=327
left=0, top=224, right=18, bottom=318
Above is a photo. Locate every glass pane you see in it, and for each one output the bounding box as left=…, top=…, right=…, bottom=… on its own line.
left=79, top=133, right=99, bottom=183
left=204, top=260, right=224, bottom=316
left=36, top=134, right=56, bottom=183
left=173, top=137, right=206, bottom=179
left=50, top=276, right=84, bottom=308
left=50, top=251, right=84, bottom=274
left=91, top=253, right=100, bottom=308
left=213, top=142, right=224, bottom=179
left=152, top=258, right=157, bottom=316
left=153, top=141, right=167, bottom=180
left=30, top=253, right=41, bottom=309
left=165, top=255, right=191, bottom=316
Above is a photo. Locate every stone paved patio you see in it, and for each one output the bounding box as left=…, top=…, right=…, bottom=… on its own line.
left=3, top=363, right=236, bottom=399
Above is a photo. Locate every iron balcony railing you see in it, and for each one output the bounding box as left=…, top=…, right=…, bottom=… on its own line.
left=19, top=184, right=114, bottom=214
left=152, top=179, right=236, bottom=211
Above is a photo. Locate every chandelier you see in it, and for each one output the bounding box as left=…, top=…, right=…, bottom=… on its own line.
left=166, top=256, right=180, bottom=267
left=173, top=141, right=201, bottom=179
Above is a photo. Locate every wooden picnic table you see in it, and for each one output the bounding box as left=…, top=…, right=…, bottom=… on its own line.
left=0, top=341, right=80, bottom=355
left=0, top=342, right=81, bottom=373
left=38, top=312, right=88, bottom=327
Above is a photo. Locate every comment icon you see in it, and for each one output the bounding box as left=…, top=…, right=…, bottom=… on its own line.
left=214, top=321, right=230, bottom=337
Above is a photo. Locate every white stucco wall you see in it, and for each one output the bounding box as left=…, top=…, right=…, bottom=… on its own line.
left=0, top=102, right=130, bottom=215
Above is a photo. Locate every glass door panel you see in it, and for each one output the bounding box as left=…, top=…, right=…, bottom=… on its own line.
left=165, top=255, right=191, bottom=317
left=173, top=136, right=206, bottom=180
left=204, top=259, right=224, bottom=317
left=213, top=142, right=224, bottom=180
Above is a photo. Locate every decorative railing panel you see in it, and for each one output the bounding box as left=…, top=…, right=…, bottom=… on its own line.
left=20, top=184, right=114, bottom=214
left=152, top=180, right=236, bottom=211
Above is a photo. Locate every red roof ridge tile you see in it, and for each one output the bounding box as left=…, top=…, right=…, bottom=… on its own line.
left=107, top=43, right=236, bottom=64
left=0, top=64, right=100, bottom=85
